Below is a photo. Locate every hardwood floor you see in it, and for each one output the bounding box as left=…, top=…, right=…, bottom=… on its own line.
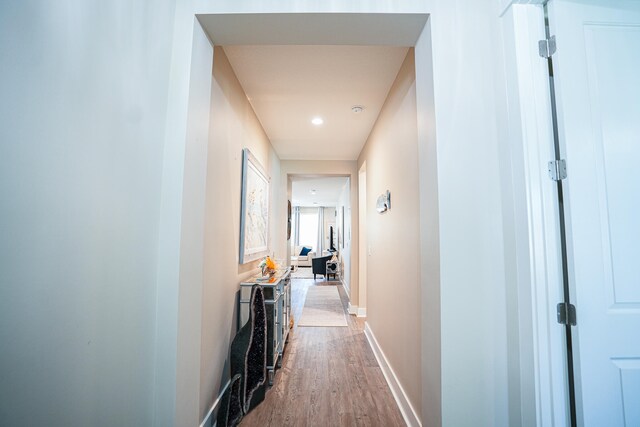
left=240, top=278, right=406, bottom=427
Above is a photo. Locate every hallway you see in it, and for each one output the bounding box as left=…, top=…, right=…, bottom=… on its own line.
left=8, top=2, right=631, bottom=426
left=241, top=276, right=405, bottom=426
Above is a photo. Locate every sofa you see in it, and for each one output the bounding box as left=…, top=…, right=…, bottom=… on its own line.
left=291, top=246, right=316, bottom=267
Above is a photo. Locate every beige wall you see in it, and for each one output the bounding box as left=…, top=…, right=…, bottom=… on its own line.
left=198, top=46, right=281, bottom=419
left=357, top=50, right=422, bottom=417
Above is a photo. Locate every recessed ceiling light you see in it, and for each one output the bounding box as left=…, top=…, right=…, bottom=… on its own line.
left=311, top=117, right=324, bottom=125
left=313, top=202, right=318, bottom=205
left=351, top=105, right=365, bottom=113
left=310, top=190, right=317, bottom=195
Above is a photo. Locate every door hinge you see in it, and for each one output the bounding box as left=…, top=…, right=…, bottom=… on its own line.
left=557, top=302, right=577, bottom=326
left=548, top=159, right=567, bottom=181
left=539, top=35, right=557, bottom=58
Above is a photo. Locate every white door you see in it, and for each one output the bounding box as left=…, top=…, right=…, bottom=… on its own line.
left=549, top=1, right=640, bottom=425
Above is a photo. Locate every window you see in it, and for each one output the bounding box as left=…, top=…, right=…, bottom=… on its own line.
left=298, top=210, right=318, bottom=251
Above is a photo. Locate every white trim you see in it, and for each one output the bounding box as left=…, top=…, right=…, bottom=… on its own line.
left=338, top=274, right=352, bottom=305
left=348, top=302, right=358, bottom=316
left=499, top=1, right=546, bottom=18
left=339, top=274, right=350, bottom=295
left=358, top=161, right=368, bottom=325
left=364, top=322, right=421, bottom=427
left=200, top=378, right=231, bottom=427
left=347, top=299, right=366, bottom=318
left=505, top=5, right=569, bottom=426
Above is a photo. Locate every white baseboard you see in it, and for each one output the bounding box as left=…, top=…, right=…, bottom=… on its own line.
left=200, top=378, right=231, bottom=427
left=346, top=292, right=365, bottom=317
left=348, top=302, right=358, bottom=315
left=364, top=322, right=421, bottom=427
left=340, top=275, right=350, bottom=295
left=348, top=302, right=366, bottom=317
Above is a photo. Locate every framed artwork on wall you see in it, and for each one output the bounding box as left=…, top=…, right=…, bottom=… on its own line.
left=239, top=148, right=270, bottom=264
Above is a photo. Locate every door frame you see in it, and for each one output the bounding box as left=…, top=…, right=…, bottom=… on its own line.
left=173, top=12, right=436, bottom=427
left=286, top=172, right=352, bottom=288
left=162, top=4, right=572, bottom=427
left=502, top=3, right=573, bottom=426
left=358, top=162, right=368, bottom=317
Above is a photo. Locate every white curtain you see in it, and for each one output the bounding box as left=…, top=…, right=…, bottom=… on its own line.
left=293, top=206, right=301, bottom=246
left=317, top=207, right=324, bottom=254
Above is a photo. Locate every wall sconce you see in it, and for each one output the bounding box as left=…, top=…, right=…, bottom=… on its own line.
left=376, top=190, right=391, bottom=214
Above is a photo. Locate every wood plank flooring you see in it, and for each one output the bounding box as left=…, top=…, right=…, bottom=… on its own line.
left=240, top=278, right=406, bottom=427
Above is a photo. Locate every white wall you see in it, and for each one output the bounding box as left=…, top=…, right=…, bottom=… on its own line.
left=155, top=6, right=211, bottom=426
left=0, top=1, right=177, bottom=425
left=414, top=17, right=442, bottom=427
left=426, top=1, right=513, bottom=425
left=172, top=21, right=214, bottom=427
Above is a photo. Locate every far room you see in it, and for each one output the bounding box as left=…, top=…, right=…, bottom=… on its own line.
left=290, top=176, right=348, bottom=281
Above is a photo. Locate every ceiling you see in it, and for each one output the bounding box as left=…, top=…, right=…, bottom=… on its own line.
left=198, top=13, right=428, bottom=47
left=223, top=45, right=410, bottom=160
left=292, top=177, right=349, bottom=207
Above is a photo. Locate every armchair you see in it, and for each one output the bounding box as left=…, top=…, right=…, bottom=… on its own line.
left=311, top=255, right=333, bottom=280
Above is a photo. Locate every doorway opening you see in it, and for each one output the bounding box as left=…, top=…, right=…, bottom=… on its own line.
left=174, top=12, right=435, bottom=427
left=289, top=175, right=349, bottom=285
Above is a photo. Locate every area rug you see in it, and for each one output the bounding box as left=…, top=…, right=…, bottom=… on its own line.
left=290, top=267, right=315, bottom=279
left=291, top=267, right=341, bottom=282
left=297, top=286, right=348, bottom=327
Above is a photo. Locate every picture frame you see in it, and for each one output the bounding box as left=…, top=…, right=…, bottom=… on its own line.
left=239, top=148, right=270, bottom=264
